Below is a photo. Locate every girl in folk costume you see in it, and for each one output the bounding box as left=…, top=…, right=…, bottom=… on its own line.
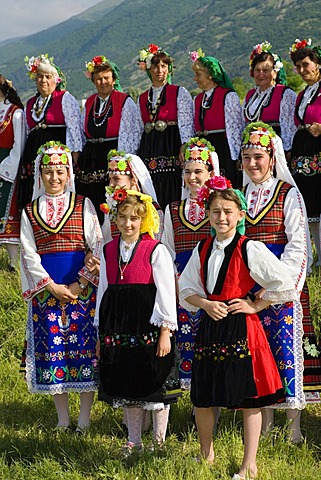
left=242, top=121, right=321, bottom=443
left=137, top=44, right=194, bottom=210
left=161, top=137, right=219, bottom=389
left=100, top=149, right=163, bottom=243
left=19, top=54, right=83, bottom=208
left=20, top=142, right=103, bottom=433
left=190, top=48, right=243, bottom=188
left=95, top=190, right=178, bottom=452
left=0, top=75, right=26, bottom=270
left=76, top=55, right=141, bottom=224
left=179, top=178, right=297, bottom=479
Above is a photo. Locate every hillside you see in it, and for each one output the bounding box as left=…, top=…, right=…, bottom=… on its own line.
left=0, top=0, right=320, bottom=101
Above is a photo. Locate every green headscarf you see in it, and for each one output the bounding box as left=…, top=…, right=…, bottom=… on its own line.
left=197, top=56, right=234, bottom=90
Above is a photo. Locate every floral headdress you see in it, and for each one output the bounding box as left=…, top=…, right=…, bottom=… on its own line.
left=84, top=55, right=122, bottom=91
left=32, top=141, right=74, bottom=200
left=249, top=41, right=286, bottom=84
left=189, top=47, right=234, bottom=90
left=24, top=54, right=66, bottom=90
left=138, top=43, right=173, bottom=82
left=184, top=137, right=216, bottom=167
left=289, top=38, right=312, bottom=54
left=197, top=176, right=247, bottom=235
left=100, top=188, right=159, bottom=238
left=242, top=121, right=276, bottom=152
left=107, top=150, right=133, bottom=176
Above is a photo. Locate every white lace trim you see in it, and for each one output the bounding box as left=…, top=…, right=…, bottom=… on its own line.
left=62, top=91, right=84, bottom=152
left=262, top=288, right=299, bottom=303
left=179, top=288, right=203, bottom=312
left=113, top=399, right=170, bottom=410
left=149, top=317, right=178, bottom=331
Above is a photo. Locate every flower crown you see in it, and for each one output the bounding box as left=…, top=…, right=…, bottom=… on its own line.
left=189, top=48, right=205, bottom=63
left=290, top=38, right=312, bottom=53
left=138, top=44, right=170, bottom=70
left=184, top=137, right=215, bottom=165
left=84, top=55, right=109, bottom=78
left=24, top=54, right=62, bottom=82
left=100, top=187, right=159, bottom=238
left=197, top=176, right=233, bottom=208
left=37, top=141, right=70, bottom=168
left=242, top=121, right=276, bottom=151
left=107, top=150, right=133, bottom=175
left=249, top=41, right=283, bottom=72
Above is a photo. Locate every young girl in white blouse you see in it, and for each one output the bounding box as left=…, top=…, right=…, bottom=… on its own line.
left=179, top=177, right=297, bottom=480
left=20, top=142, right=103, bottom=433
left=95, top=189, right=178, bottom=453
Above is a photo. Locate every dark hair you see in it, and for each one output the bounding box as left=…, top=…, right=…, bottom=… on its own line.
left=250, top=52, right=274, bottom=74
left=151, top=52, right=173, bottom=67
left=290, top=48, right=321, bottom=66
left=91, top=63, right=116, bottom=81
left=208, top=189, right=242, bottom=210
left=0, top=75, right=24, bottom=109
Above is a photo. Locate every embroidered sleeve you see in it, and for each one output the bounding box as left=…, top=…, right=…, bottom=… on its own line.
left=0, top=108, right=26, bottom=182
left=224, top=92, right=245, bottom=160
left=118, top=97, right=141, bottom=154
left=280, top=89, right=297, bottom=151
left=78, top=198, right=104, bottom=286
left=149, top=244, right=178, bottom=330
left=62, top=91, right=84, bottom=151
left=177, top=87, right=194, bottom=143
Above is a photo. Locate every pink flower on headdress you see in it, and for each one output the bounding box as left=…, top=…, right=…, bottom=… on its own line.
left=50, top=153, right=62, bottom=164
left=190, top=51, right=199, bottom=62
left=197, top=185, right=210, bottom=206
left=109, top=160, right=118, bottom=170
left=138, top=61, right=147, bottom=71
left=249, top=133, right=260, bottom=144
left=148, top=44, right=159, bottom=54
left=191, top=149, right=200, bottom=159
left=206, top=175, right=232, bottom=191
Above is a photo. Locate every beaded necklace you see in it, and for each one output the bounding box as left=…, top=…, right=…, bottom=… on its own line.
left=147, top=84, right=166, bottom=122
left=244, top=86, right=274, bottom=122
left=31, top=94, right=51, bottom=122
left=93, top=94, right=112, bottom=127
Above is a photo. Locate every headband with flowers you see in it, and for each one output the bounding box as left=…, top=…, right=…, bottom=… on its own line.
left=100, top=187, right=159, bottom=238
left=196, top=176, right=247, bottom=235
left=84, top=55, right=122, bottom=91
left=107, top=150, right=132, bottom=175
left=37, top=141, right=71, bottom=168
left=249, top=41, right=286, bottom=84
left=189, top=47, right=234, bottom=90
left=289, top=38, right=312, bottom=54
left=24, top=54, right=66, bottom=90
left=184, top=137, right=215, bottom=165
left=242, top=121, right=276, bottom=151
left=138, top=44, right=173, bottom=83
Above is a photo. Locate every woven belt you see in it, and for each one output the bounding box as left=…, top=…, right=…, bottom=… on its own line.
left=144, top=120, right=178, bottom=134
left=30, top=124, right=66, bottom=132
left=195, top=128, right=226, bottom=136
left=87, top=136, right=118, bottom=143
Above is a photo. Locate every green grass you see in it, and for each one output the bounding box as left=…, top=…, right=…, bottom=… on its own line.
left=1, top=246, right=321, bottom=479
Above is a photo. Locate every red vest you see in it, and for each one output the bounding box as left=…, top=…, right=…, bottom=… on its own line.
left=169, top=200, right=210, bottom=254
left=139, top=84, right=179, bottom=124
left=104, top=234, right=158, bottom=284
left=243, top=181, right=291, bottom=244
left=26, top=90, right=65, bottom=129
left=295, top=82, right=321, bottom=126
left=244, top=85, right=289, bottom=124
left=194, top=86, right=231, bottom=131
left=25, top=193, right=86, bottom=254
left=199, top=234, right=254, bottom=300
left=0, top=104, right=20, bottom=148
left=84, top=90, right=128, bottom=138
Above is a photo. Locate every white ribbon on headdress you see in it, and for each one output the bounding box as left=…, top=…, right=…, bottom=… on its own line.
left=181, top=150, right=220, bottom=199
left=243, top=134, right=313, bottom=270
left=32, top=149, right=75, bottom=200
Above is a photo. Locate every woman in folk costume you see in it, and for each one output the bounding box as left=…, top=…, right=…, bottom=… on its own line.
left=161, top=137, right=219, bottom=389
left=100, top=149, right=163, bottom=242
left=19, top=54, right=82, bottom=208
left=242, top=121, right=321, bottom=443
left=0, top=74, right=26, bottom=270
left=20, top=141, right=103, bottom=433
left=76, top=55, right=141, bottom=224
left=243, top=41, right=296, bottom=158
left=179, top=178, right=296, bottom=478
left=137, top=43, right=194, bottom=210
left=95, top=190, right=178, bottom=452
left=190, top=48, right=243, bottom=188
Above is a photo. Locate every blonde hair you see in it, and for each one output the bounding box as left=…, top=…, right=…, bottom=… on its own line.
left=117, top=195, right=147, bottom=218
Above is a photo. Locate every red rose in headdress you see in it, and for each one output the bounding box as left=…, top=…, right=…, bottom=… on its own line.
left=148, top=44, right=159, bottom=54
left=92, top=56, right=104, bottom=65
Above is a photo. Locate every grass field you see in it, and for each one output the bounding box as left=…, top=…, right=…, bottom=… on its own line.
left=1, top=247, right=321, bottom=480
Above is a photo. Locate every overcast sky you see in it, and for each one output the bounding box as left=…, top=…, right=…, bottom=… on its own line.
left=0, top=0, right=102, bottom=42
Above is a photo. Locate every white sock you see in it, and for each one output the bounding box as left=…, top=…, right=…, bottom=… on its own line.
left=125, top=407, right=144, bottom=446
left=152, top=407, right=170, bottom=444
